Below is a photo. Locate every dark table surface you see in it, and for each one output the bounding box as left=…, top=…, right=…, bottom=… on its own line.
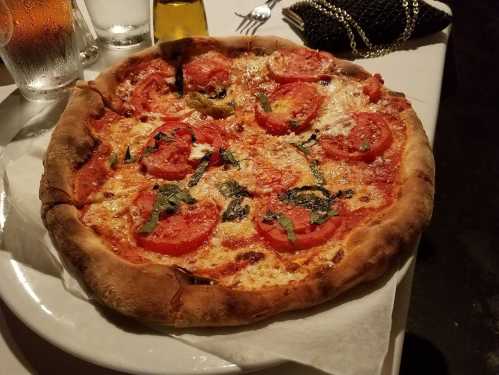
left=1, top=1, right=498, bottom=374
left=400, top=1, right=499, bottom=374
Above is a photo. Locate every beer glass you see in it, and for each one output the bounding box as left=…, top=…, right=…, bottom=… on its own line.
left=0, top=0, right=82, bottom=101
left=84, top=0, right=150, bottom=48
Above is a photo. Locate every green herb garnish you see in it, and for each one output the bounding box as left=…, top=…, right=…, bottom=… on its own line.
left=109, top=152, right=118, bottom=169
left=143, top=145, right=158, bottom=155
left=262, top=211, right=296, bottom=243
left=359, top=141, right=370, bottom=152
left=139, top=184, right=196, bottom=234
left=310, top=159, right=325, bottom=185
left=186, top=92, right=234, bottom=119
left=288, top=119, right=300, bottom=130
left=218, top=180, right=251, bottom=222
left=188, top=153, right=211, bottom=187
left=154, top=131, right=174, bottom=143
left=222, top=197, right=250, bottom=222
left=124, top=146, right=134, bottom=163
left=335, top=189, right=354, bottom=199
left=279, top=185, right=334, bottom=225
left=256, top=93, right=272, bottom=112
left=220, top=148, right=240, bottom=169
left=291, top=133, right=318, bottom=155
left=310, top=209, right=338, bottom=225
left=218, top=180, right=250, bottom=198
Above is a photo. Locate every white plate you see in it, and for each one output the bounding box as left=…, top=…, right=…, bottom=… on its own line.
left=0, top=251, right=285, bottom=374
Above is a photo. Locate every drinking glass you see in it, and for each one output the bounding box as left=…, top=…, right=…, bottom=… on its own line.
left=84, top=0, right=150, bottom=48
left=72, top=0, right=99, bottom=67
left=0, top=0, right=82, bottom=101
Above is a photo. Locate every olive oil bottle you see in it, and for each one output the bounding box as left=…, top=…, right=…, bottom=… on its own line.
left=153, top=0, right=208, bottom=42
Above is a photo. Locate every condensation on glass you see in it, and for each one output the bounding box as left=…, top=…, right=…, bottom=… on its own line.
left=0, top=0, right=82, bottom=101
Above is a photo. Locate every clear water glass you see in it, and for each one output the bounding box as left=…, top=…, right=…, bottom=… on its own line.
left=72, top=0, right=99, bottom=67
left=0, top=0, right=82, bottom=101
left=84, top=0, right=150, bottom=48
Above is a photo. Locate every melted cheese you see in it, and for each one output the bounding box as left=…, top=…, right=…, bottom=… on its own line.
left=80, top=50, right=404, bottom=291
left=189, top=143, right=213, bottom=161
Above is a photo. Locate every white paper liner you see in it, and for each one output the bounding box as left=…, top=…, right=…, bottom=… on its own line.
left=1, top=131, right=408, bottom=375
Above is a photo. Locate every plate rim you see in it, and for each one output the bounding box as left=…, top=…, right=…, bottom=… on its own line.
left=0, top=251, right=285, bottom=375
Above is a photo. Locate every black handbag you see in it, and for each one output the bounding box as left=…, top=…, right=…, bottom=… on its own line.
left=283, top=0, right=452, bottom=56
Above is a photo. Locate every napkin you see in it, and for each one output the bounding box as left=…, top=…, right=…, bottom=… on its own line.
left=1, top=130, right=410, bottom=375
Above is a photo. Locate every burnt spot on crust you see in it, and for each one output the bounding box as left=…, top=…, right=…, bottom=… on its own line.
left=332, top=249, right=344, bottom=264
left=235, top=251, right=265, bottom=264
left=175, top=266, right=215, bottom=285
left=416, top=170, right=434, bottom=186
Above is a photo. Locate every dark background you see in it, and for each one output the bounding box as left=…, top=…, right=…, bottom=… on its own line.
left=400, top=1, right=499, bottom=374
left=1, top=1, right=498, bottom=374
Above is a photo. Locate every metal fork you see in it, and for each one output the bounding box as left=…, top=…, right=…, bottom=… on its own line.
left=235, top=0, right=279, bottom=35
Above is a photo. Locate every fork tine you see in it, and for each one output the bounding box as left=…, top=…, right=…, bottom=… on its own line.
left=240, top=17, right=254, bottom=34
left=249, top=21, right=262, bottom=35
left=245, top=19, right=260, bottom=35
left=236, top=14, right=251, bottom=32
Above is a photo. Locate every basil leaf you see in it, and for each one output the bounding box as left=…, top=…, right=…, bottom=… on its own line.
left=218, top=180, right=250, bottom=198
left=188, top=153, right=211, bottom=187
left=220, top=148, right=240, bottom=169
left=261, top=211, right=296, bottom=243
left=222, top=197, right=250, bottom=222
left=138, top=193, right=176, bottom=234
left=187, top=92, right=234, bottom=119
left=143, top=145, right=158, bottom=155
left=109, top=152, right=118, bottom=169
left=359, top=141, right=370, bottom=152
left=124, top=146, right=134, bottom=163
left=256, top=93, right=271, bottom=112
left=291, top=133, right=318, bottom=155
left=279, top=185, right=335, bottom=226
left=335, top=189, right=354, bottom=199
left=277, top=214, right=296, bottom=243
left=262, top=210, right=279, bottom=224
left=310, top=209, right=338, bottom=225
left=310, top=159, right=325, bottom=185
left=175, top=63, right=184, bottom=96
left=154, top=131, right=174, bottom=143
left=291, top=143, right=310, bottom=155
left=288, top=119, right=300, bottom=130
left=139, top=184, right=196, bottom=234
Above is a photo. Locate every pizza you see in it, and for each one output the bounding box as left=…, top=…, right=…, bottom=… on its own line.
left=40, top=36, right=434, bottom=327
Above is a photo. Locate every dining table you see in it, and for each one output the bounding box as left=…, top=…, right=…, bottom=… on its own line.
left=4, top=1, right=490, bottom=375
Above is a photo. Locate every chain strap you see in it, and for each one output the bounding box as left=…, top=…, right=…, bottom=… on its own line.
left=301, top=0, right=419, bottom=58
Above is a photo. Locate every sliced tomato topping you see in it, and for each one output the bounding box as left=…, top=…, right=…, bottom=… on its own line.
left=119, top=57, right=175, bottom=83
left=74, top=144, right=112, bottom=204
left=255, top=82, right=324, bottom=135
left=255, top=165, right=300, bottom=194
left=191, top=120, right=228, bottom=166
left=321, top=112, right=393, bottom=162
left=183, top=51, right=231, bottom=93
left=131, top=73, right=172, bottom=115
left=268, top=48, right=335, bottom=83
left=133, top=190, right=219, bottom=256
left=255, top=197, right=341, bottom=252
left=140, top=121, right=193, bottom=180
left=362, top=74, right=384, bottom=103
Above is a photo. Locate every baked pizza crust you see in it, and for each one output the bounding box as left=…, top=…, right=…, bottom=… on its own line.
left=40, top=36, right=434, bottom=327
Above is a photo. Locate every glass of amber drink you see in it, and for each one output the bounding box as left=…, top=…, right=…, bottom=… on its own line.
left=153, top=0, right=208, bottom=42
left=0, top=0, right=82, bottom=101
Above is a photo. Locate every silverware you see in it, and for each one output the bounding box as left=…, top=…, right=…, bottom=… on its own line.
left=235, top=0, right=279, bottom=35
